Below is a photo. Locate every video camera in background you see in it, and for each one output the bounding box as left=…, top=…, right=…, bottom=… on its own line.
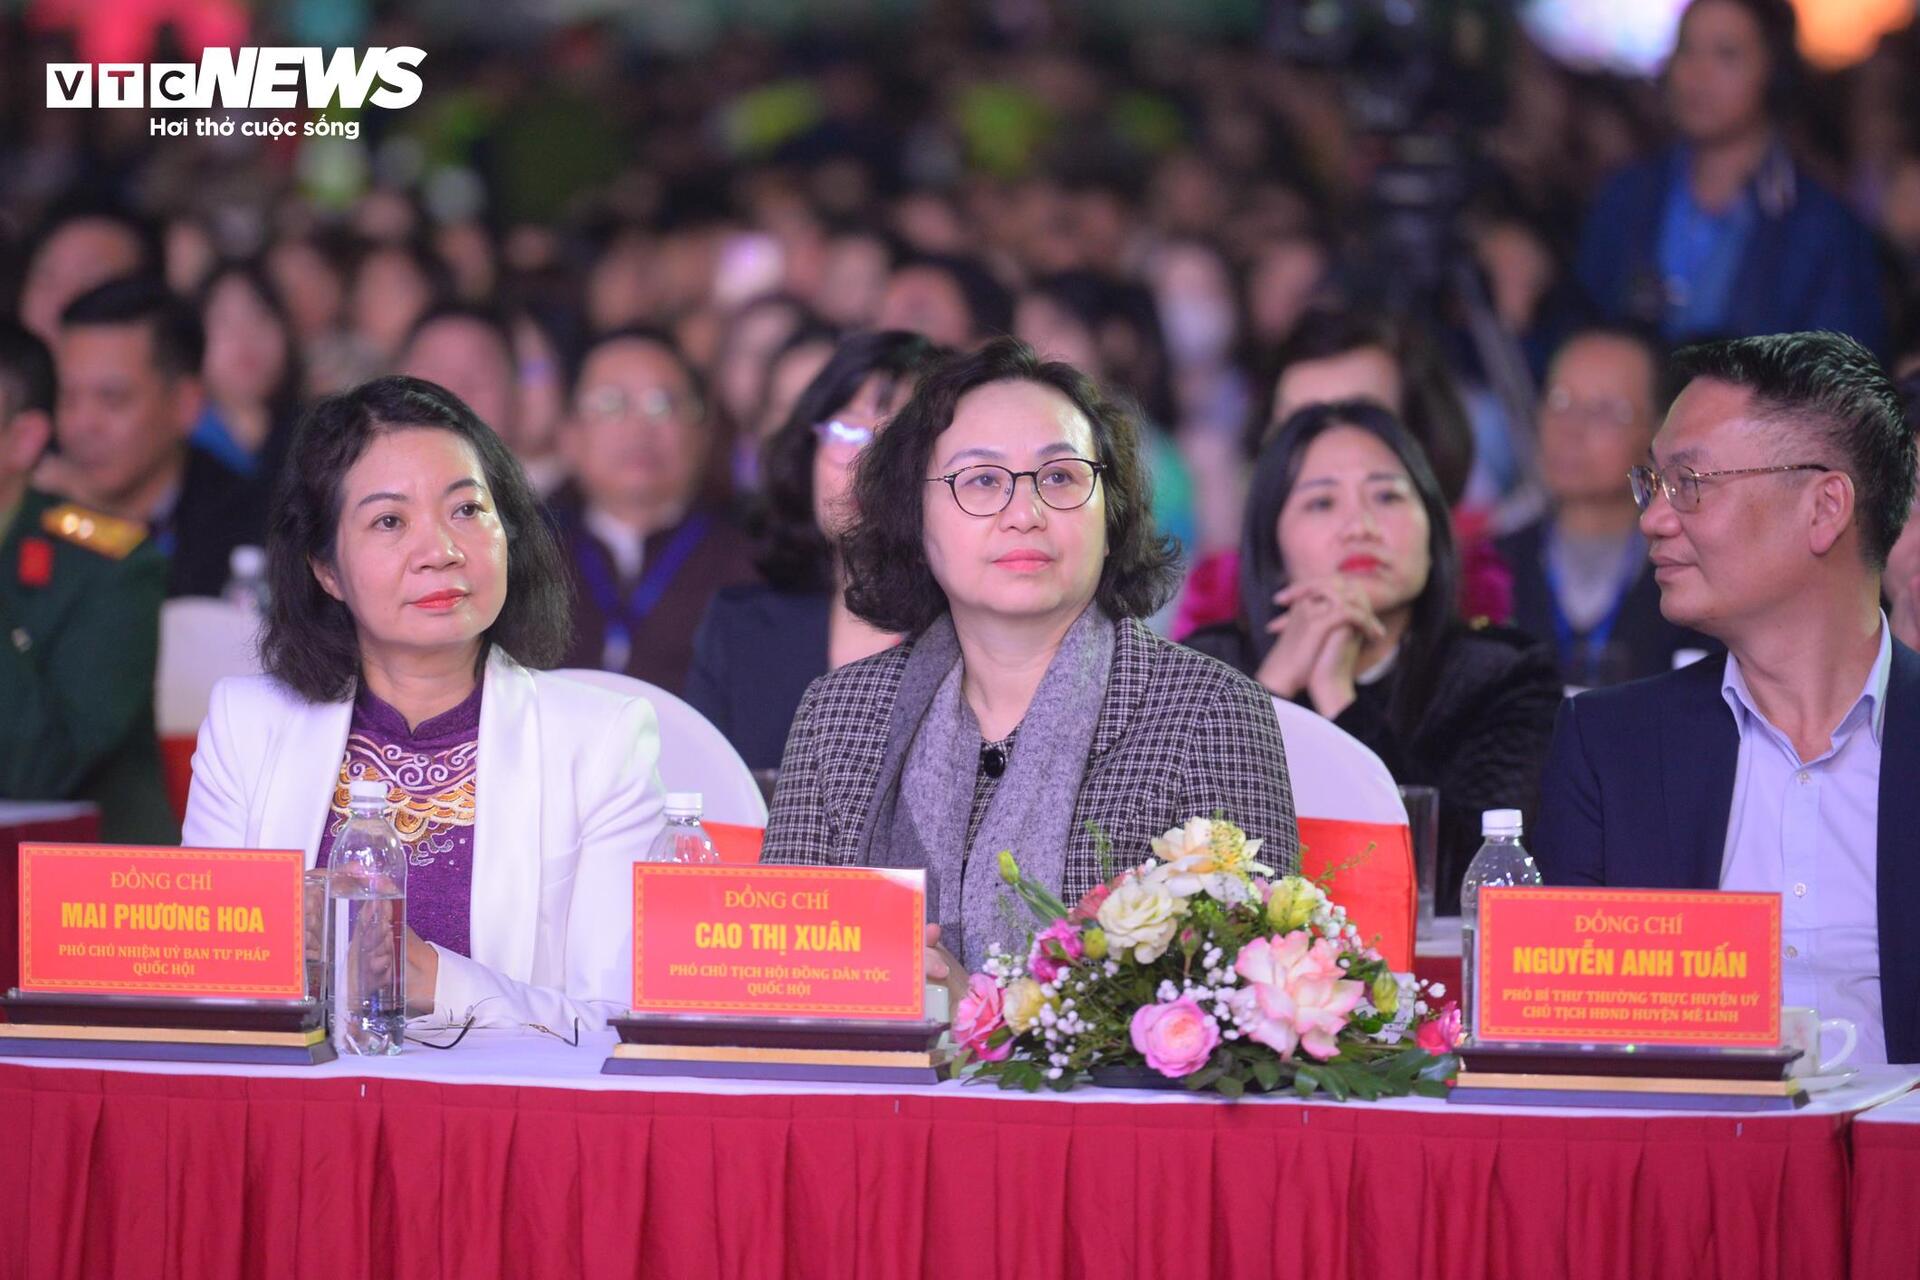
left=1265, top=0, right=1514, bottom=308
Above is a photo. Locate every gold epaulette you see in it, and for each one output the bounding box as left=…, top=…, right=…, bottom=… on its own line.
left=40, top=503, right=147, bottom=560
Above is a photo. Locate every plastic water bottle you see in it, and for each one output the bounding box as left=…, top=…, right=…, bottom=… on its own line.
left=328, top=780, right=408, bottom=1055
left=1459, top=808, right=1542, bottom=1043
left=646, top=792, right=719, bottom=863
left=222, top=544, right=270, bottom=614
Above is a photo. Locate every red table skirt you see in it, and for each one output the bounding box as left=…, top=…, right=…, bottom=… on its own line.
left=1852, top=1119, right=1920, bottom=1280
left=0, top=1064, right=1855, bottom=1280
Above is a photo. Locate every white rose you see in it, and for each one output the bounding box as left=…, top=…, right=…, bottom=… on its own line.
left=1096, top=878, right=1185, bottom=964
left=1150, top=817, right=1214, bottom=864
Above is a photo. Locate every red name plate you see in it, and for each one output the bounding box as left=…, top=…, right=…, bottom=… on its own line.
left=20, top=844, right=305, bottom=999
left=633, top=865, right=925, bottom=1020
left=1476, top=887, right=1781, bottom=1046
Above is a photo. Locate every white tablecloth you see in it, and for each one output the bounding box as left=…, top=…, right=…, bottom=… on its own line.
left=7, top=1026, right=1916, bottom=1118
left=1858, top=1083, right=1920, bottom=1124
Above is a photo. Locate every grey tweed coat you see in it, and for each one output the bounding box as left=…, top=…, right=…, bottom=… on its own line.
left=761, top=615, right=1299, bottom=905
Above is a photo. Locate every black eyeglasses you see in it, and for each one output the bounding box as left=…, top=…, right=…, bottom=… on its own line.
left=404, top=1012, right=582, bottom=1050
left=926, top=458, right=1106, bottom=517
left=1629, top=462, right=1833, bottom=514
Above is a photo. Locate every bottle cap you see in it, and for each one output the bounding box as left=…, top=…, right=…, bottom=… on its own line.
left=665, top=791, right=703, bottom=816
left=1482, top=808, right=1524, bottom=837
left=348, top=779, right=388, bottom=806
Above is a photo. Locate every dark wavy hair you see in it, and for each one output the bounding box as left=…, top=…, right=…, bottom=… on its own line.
left=755, top=330, right=947, bottom=590
left=1240, top=399, right=1460, bottom=737
left=261, top=375, right=572, bottom=702
left=841, top=336, right=1182, bottom=633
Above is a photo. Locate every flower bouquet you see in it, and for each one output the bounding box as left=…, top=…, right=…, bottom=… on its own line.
left=951, top=816, right=1461, bottom=1100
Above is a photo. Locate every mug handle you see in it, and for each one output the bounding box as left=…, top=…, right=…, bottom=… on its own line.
left=1819, top=1017, right=1858, bottom=1070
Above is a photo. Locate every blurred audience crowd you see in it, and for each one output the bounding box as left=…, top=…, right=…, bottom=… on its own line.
left=5, top=0, right=1920, bottom=886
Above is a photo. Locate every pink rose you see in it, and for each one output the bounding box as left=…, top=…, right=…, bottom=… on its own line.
left=1028, top=920, right=1086, bottom=983
left=1416, top=1002, right=1463, bottom=1056
left=1130, top=997, right=1221, bottom=1078
left=1070, top=882, right=1113, bottom=923
left=1230, top=932, right=1367, bottom=1061
left=953, top=974, right=1012, bottom=1062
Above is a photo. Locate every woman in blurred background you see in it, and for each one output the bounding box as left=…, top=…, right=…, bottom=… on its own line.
left=550, top=327, right=761, bottom=694
left=1185, top=400, right=1559, bottom=913
left=194, top=260, right=303, bottom=482
left=687, top=330, right=943, bottom=769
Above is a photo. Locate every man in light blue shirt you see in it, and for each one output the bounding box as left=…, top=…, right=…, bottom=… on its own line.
left=1535, top=330, right=1920, bottom=1065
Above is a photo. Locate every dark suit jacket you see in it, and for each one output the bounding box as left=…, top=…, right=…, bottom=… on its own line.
left=162, top=445, right=267, bottom=600
left=550, top=492, right=761, bottom=696
left=762, top=615, right=1299, bottom=906
left=1534, top=644, right=1920, bottom=1063
left=1496, top=519, right=1716, bottom=686
left=1186, top=619, right=1563, bottom=913
left=685, top=586, right=832, bottom=772
left=1575, top=145, right=1888, bottom=356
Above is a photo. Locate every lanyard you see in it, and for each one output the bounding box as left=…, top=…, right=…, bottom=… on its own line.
left=1543, top=532, right=1644, bottom=670
left=573, top=512, right=710, bottom=671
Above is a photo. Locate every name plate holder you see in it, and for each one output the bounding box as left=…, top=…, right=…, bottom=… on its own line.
left=1450, top=887, right=1795, bottom=1111
left=603, top=864, right=947, bottom=1084
left=0, top=844, right=331, bottom=1066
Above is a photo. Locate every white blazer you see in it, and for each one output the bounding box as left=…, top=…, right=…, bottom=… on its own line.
left=182, top=650, right=664, bottom=1031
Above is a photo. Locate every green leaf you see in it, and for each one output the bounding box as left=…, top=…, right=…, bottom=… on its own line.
left=1345, top=1069, right=1383, bottom=1101
left=1251, top=1057, right=1282, bottom=1091
left=1216, top=1073, right=1246, bottom=1099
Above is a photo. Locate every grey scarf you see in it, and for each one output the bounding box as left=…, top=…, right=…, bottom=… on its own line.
left=860, top=605, right=1114, bottom=968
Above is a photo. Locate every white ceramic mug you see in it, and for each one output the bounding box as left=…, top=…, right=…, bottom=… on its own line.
left=1781, top=1006, right=1858, bottom=1077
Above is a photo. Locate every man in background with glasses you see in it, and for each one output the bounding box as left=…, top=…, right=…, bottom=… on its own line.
left=1497, top=326, right=1715, bottom=687
left=549, top=328, right=759, bottom=694
left=1534, top=330, right=1920, bottom=1066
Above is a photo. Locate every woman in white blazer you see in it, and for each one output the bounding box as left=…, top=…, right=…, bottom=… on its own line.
left=184, top=376, right=665, bottom=1032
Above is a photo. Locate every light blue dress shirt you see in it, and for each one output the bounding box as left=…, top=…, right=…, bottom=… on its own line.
left=1655, top=146, right=1757, bottom=340
left=1718, top=618, right=1892, bottom=1066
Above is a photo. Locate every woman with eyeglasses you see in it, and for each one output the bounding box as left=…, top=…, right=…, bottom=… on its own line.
left=182, top=376, right=666, bottom=1031
left=685, top=332, right=946, bottom=771
left=547, top=327, right=761, bottom=694
left=761, top=338, right=1298, bottom=972
left=1184, top=399, right=1561, bottom=914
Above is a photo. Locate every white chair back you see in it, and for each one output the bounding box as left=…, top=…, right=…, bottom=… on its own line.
left=554, top=669, right=767, bottom=826
left=156, top=599, right=262, bottom=736
left=1271, top=696, right=1408, bottom=825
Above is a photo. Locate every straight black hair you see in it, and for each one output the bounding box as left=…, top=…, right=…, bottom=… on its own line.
left=1240, top=398, right=1460, bottom=737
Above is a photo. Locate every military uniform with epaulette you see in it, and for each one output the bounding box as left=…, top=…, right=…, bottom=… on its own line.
left=0, top=488, right=177, bottom=843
